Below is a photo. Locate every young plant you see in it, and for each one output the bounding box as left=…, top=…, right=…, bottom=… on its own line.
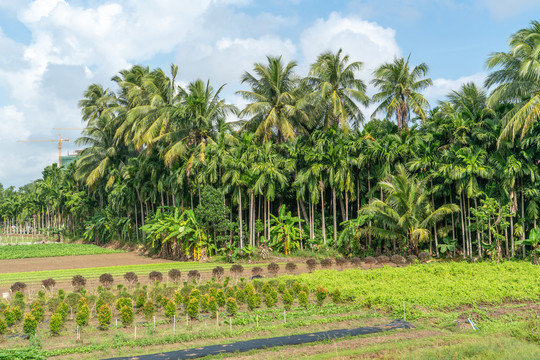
left=315, top=286, right=327, bottom=306
left=22, top=313, right=38, bottom=336
left=75, top=298, right=90, bottom=327
left=226, top=297, right=238, bottom=316
left=49, top=313, right=63, bottom=336
left=120, top=305, right=134, bottom=327
left=142, top=301, right=155, bottom=321
left=282, top=290, right=293, bottom=310
left=97, top=303, right=111, bottom=330
left=298, top=291, right=309, bottom=308
left=186, top=297, right=199, bottom=320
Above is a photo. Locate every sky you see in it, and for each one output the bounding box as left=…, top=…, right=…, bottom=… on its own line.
left=0, top=0, right=539, bottom=187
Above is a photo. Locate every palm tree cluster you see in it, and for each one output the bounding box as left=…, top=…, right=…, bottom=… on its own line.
left=2, top=22, right=540, bottom=261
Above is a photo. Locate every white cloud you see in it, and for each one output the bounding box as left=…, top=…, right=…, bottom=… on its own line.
left=424, top=72, right=488, bottom=105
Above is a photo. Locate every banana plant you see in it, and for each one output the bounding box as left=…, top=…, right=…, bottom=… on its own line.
left=269, top=205, right=303, bottom=255
left=516, top=228, right=540, bottom=264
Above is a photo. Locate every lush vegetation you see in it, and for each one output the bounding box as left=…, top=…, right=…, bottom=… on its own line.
left=1, top=22, right=540, bottom=262
left=0, top=261, right=537, bottom=359
left=0, top=243, right=123, bottom=260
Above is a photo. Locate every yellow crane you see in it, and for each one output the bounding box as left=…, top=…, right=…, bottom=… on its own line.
left=17, top=133, right=70, bottom=168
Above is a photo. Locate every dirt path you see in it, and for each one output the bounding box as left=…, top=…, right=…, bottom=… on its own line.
left=0, top=252, right=173, bottom=273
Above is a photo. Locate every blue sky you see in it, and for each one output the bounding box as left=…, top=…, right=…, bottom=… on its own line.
left=0, top=0, right=539, bottom=187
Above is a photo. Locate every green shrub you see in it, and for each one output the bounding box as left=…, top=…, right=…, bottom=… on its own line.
left=142, top=301, right=155, bottom=321
left=135, top=293, right=146, bottom=308
left=174, top=291, right=183, bottom=305
left=75, top=298, right=90, bottom=327
left=226, top=297, right=238, bottom=316
left=247, top=293, right=261, bottom=311
left=56, top=302, right=68, bottom=322
left=22, top=312, right=38, bottom=336
left=186, top=297, right=199, bottom=320
left=277, top=282, right=286, bottom=294
left=49, top=312, right=63, bottom=336
left=47, top=297, right=61, bottom=313
left=64, top=292, right=81, bottom=311
left=225, top=287, right=235, bottom=299
left=216, top=289, right=226, bottom=307
left=298, top=291, right=309, bottom=308
left=115, top=297, right=132, bottom=312
left=236, top=289, right=246, bottom=304
left=30, top=301, right=44, bottom=322
left=11, top=291, right=25, bottom=310
left=200, top=294, right=210, bottom=312
left=3, top=307, right=15, bottom=326
left=282, top=290, right=293, bottom=310
left=331, top=288, right=342, bottom=303
left=208, top=296, right=218, bottom=315
left=0, top=317, right=6, bottom=335
left=12, top=306, right=22, bottom=322
left=164, top=299, right=176, bottom=319
left=120, top=305, right=134, bottom=327
left=264, top=289, right=278, bottom=308
left=315, top=286, right=327, bottom=306
left=190, top=288, right=201, bottom=301
left=244, top=283, right=255, bottom=296
left=57, top=289, right=65, bottom=300
left=0, top=301, right=6, bottom=313
left=97, top=304, right=111, bottom=330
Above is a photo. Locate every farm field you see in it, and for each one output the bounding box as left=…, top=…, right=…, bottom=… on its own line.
left=0, top=243, right=124, bottom=260
left=0, top=261, right=537, bottom=359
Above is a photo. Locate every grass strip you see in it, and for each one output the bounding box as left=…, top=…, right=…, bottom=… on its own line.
left=0, top=243, right=123, bottom=260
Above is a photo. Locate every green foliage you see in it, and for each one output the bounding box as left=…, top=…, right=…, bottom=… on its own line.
left=247, top=292, right=261, bottom=311
left=119, top=305, right=134, bottom=327
left=3, top=307, right=16, bottom=327
left=30, top=301, right=44, bottom=322
left=186, top=297, right=199, bottom=320
left=226, top=297, right=238, bottom=316
left=235, top=289, right=246, bottom=304
left=22, top=312, right=38, bottom=336
left=282, top=289, right=293, bottom=310
left=0, top=244, right=122, bottom=260
left=142, top=301, right=155, bottom=321
left=270, top=206, right=303, bottom=255
left=298, top=291, right=309, bottom=308
left=0, top=317, right=6, bottom=335
left=164, top=299, right=176, bottom=319
left=263, top=288, right=278, bottom=308
left=55, top=302, right=68, bottom=322
left=315, top=286, right=327, bottom=306
left=216, top=289, right=226, bottom=307
left=49, top=312, right=64, bottom=336
left=135, top=293, right=146, bottom=308
left=115, top=297, right=132, bottom=311
left=64, top=292, right=81, bottom=310
left=75, top=298, right=90, bottom=327
left=331, top=288, right=342, bottom=303
left=97, top=304, right=111, bottom=330
left=12, top=306, right=23, bottom=323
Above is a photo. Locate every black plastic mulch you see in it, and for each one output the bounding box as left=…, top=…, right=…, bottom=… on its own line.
left=105, top=319, right=414, bottom=360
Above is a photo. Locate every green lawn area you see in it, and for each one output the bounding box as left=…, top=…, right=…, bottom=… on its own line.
left=0, top=243, right=124, bottom=260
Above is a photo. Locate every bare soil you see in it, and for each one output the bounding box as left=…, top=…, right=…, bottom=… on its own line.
left=0, top=252, right=174, bottom=274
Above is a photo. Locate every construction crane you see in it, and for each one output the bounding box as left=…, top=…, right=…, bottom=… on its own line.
left=17, top=133, right=70, bottom=168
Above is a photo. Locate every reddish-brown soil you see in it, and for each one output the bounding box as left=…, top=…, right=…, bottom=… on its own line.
left=0, top=252, right=173, bottom=274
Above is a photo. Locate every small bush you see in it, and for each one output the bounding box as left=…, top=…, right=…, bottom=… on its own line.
left=75, top=298, right=90, bottom=327
left=168, top=269, right=181, bottom=282
left=216, top=289, right=226, bottom=307
left=12, top=291, right=25, bottom=309
left=315, top=286, right=327, bottom=305
left=267, top=263, right=280, bottom=275
left=22, top=313, right=38, bottom=336
left=116, top=297, right=132, bottom=311
left=251, top=267, right=263, bottom=276
left=124, top=272, right=138, bottom=285
left=148, top=271, right=163, bottom=283
left=285, top=262, right=297, bottom=273
left=186, top=297, right=199, bottom=320
left=350, top=257, right=361, bottom=267
left=226, top=297, right=238, bottom=316
left=298, top=291, right=309, bottom=308
left=31, top=301, right=44, bottom=322
left=212, top=266, right=225, bottom=280
left=120, top=305, right=134, bottom=327
left=418, top=252, right=431, bottom=262
left=407, top=255, right=418, bottom=263
left=247, top=292, right=261, bottom=311
left=320, top=258, right=333, bottom=268
left=376, top=255, right=390, bottom=264
left=66, top=292, right=82, bottom=311
left=12, top=306, right=23, bottom=322
left=0, top=317, right=7, bottom=335
left=230, top=264, right=244, bottom=277
left=391, top=254, right=406, bottom=265
left=335, top=257, right=348, bottom=269
left=164, top=299, right=176, bottom=319
left=56, top=302, right=68, bottom=322
left=264, top=288, right=278, bottom=308
left=331, top=288, right=342, bottom=303
left=363, top=256, right=376, bottom=264
left=236, top=289, right=246, bottom=304
left=282, top=290, right=293, bottom=310
left=42, top=278, right=56, bottom=293
left=187, top=270, right=201, bottom=283
left=142, top=301, right=155, bottom=321
left=97, top=303, right=111, bottom=330
left=306, top=258, right=318, bottom=272
left=208, top=296, right=218, bottom=314
left=10, top=282, right=27, bottom=293
left=3, top=307, right=15, bottom=326
left=99, top=273, right=114, bottom=289
left=71, top=275, right=86, bottom=291
left=49, top=312, right=63, bottom=335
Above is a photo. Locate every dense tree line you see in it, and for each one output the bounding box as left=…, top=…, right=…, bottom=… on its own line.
left=1, top=21, right=540, bottom=262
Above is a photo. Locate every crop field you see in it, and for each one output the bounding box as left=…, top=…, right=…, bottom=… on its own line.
left=0, top=235, right=47, bottom=245
left=0, top=243, right=124, bottom=260
left=0, top=261, right=537, bottom=359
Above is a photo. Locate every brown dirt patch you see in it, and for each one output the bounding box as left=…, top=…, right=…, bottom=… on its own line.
left=0, top=252, right=173, bottom=274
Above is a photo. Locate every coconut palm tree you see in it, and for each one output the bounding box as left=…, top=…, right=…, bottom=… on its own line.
left=371, top=56, right=433, bottom=132
left=486, top=21, right=540, bottom=146
left=237, top=56, right=311, bottom=142
left=306, top=49, right=369, bottom=131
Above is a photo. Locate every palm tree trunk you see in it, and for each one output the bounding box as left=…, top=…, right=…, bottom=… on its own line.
left=521, top=188, right=526, bottom=257
left=467, top=197, right=473, bottom=259
left=459, top=194, right=466, bottom=259
left=296, top=198, right=303, bottom=251
left=320, top=185, right=326, bottom=245
left=332, top=187, right=337, bottom=249
left=249, top=190, right=254, bottom=248
left=510, top=215, right=514, bottom=258
left=474, top=198, right=481, bottom=258
left=238, top=188, right=243, bottom=249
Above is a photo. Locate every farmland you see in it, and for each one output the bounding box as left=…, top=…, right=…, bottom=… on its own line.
left=0, top=243, right=123, bottom=260
left=0, top=260, right=537, bottom=359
